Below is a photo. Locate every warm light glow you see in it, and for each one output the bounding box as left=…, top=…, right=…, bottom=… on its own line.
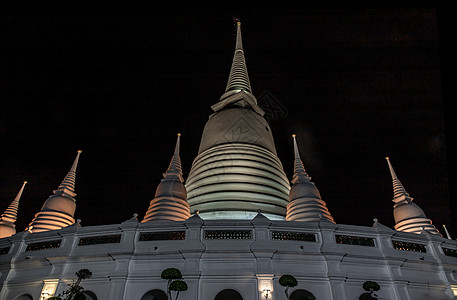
left=292, top=134, right=296, bottom=138
left=77, top=149, right=82, bottom=153
left=40, top=280, right=58, bottom=300
left=177, top=133, right=181, bottom=136
left=451, top=285, right=457, bottom=296
left=258, top=277, right=273, bottom=299
left=385, top=156, right=390, bottom=160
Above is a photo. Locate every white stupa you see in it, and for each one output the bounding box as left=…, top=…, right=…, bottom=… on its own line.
left=0, top=181, right=27, bottom=238
left=142, top=133, right=191, bottom=222
left=286, top=134, right=335, bottom=223
left=386, top=157, right=440, bottom=235
left=25, top=150, right=82, bottom=233
left=185, top=20, right=290, bottom=220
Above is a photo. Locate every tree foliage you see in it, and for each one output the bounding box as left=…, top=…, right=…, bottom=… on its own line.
left=169, top=280, right=188, bottom=292
left=279, top=274, right=298, bottom=288
left=362, top=281, right=380, bottom=292
left=360, top=280, right=380, bottom=299
left=75, top=269, right=92, bottom=281
left=279, top=274, right=298, bottom=300
left=161, top=268, right=187, bottom=300
left=49, top=268, right=92, bottom=300
left=161, top=268, right=183, bottom=280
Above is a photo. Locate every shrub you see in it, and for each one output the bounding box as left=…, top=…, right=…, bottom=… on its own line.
left=161, top=268, right=182, bottom=280
left=161, top=268, right=187, bottom=300
left=51, top=268, right=92, bottom=300
left=362, top=281, right=380, bottom=292
left=170, top=280, right=188, bottom=292
left=279, top=274, right=298, bottom=299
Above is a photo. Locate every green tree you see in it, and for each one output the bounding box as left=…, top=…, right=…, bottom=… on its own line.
left=48, top=268, right=93, bottom=300
left=278, top=274, right=298, bottom=300
left=169, top=279, right=188, bottom=300
left=362, top=281, right=380, bottom=293
left=161, top=268, right=187, bottom=300
left=359, top=281, right=380, bottom=300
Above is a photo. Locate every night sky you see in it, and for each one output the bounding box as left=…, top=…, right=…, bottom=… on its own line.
left=1, top=10, right=454, bottom=238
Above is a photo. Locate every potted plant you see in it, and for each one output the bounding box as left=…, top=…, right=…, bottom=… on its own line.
left=278, top=274, right=298, bottom=300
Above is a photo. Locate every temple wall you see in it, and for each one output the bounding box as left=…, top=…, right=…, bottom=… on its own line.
left=0, top=214, right=456, bottom=300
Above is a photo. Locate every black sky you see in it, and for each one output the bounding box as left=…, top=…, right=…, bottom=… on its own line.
left=1, top=10, right=454, bottom=237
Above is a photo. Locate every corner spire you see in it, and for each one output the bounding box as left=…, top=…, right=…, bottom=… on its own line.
left=385, top=157, right=410, bottom=200
left=54, top=150, right=82, bottom=198
left=385, top=157, right=440, bottom=235
left=286, top=134, right=335, bottom=223
left=26, top=150, right=81, bottom=233
left=291, top=134, right=312, bottom=184
left=142, top=134, right=190, bottom=222
left=163, top=133, right=183, bottom=182
left=0, top=181, right=27, bottom=238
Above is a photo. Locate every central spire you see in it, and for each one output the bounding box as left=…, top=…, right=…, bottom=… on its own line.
left=211, top=18, right=264, bottom=117
left=220, top=18, right=253, bottom=100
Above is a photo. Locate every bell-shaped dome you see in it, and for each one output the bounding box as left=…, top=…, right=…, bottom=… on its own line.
left=40, top=195, right=76, bottom=216
left=394, top=200, right=426, bottom=223
left=198, top=107, right=277, bottom=155
left=289, top=181, right=321, bottom=201
left=154, top=180, right=187, bottom=200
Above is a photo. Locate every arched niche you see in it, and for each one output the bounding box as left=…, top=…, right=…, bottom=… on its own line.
left=140, top=289, right=168, bottom=300
left=74, top=291, right=98, bottom=300
left=13, top=295, right=33, bottom=300
left=215, top=289, right=243, bottom=300
left=290, top=289, right=317, bottom=300
left=359, top=292, right=377, bottom=300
